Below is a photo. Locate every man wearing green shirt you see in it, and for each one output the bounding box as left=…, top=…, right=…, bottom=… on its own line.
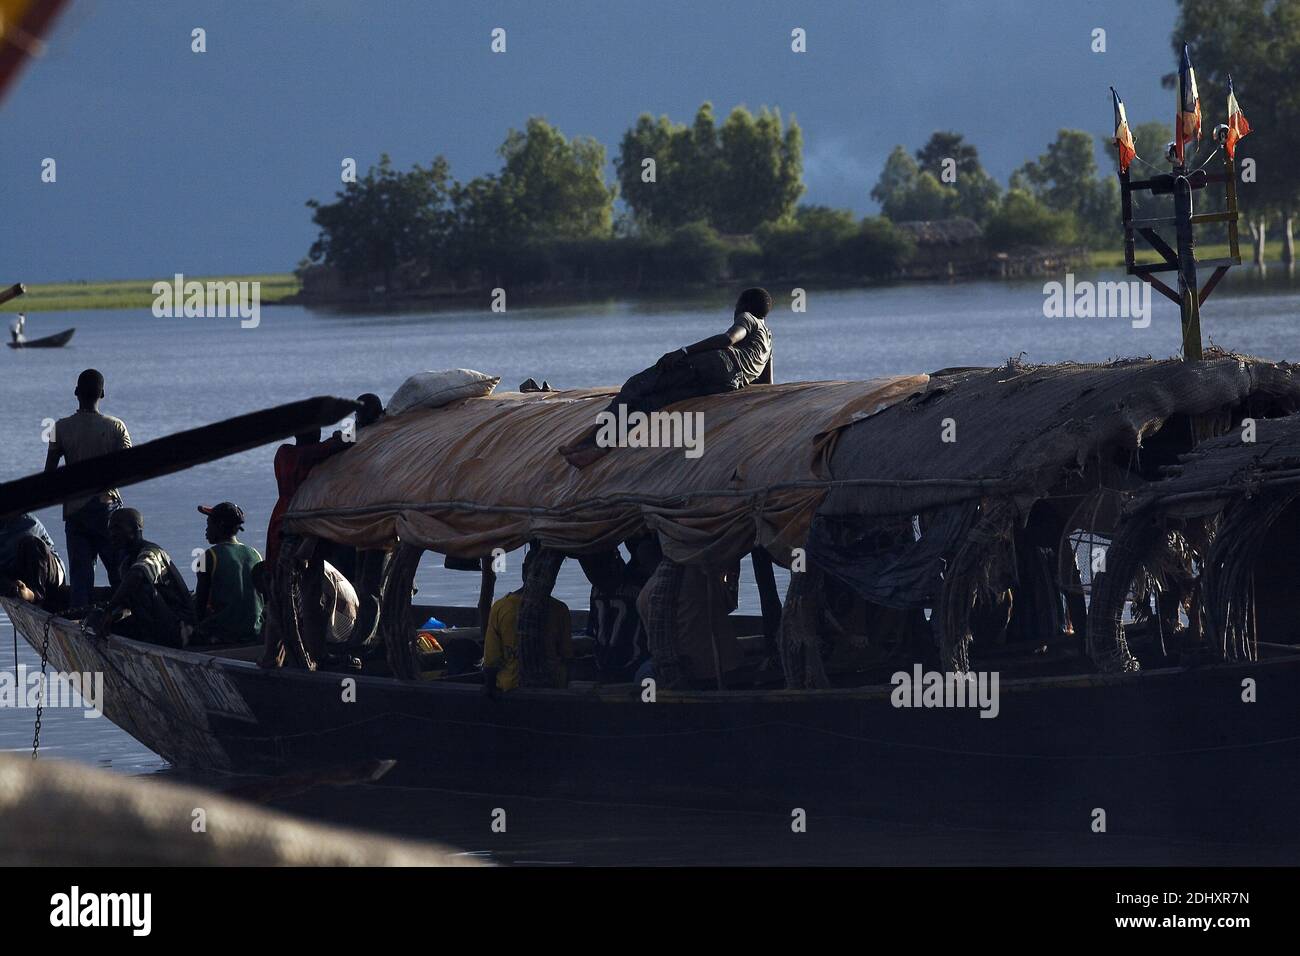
left=193, top=502, right=264, bottom=645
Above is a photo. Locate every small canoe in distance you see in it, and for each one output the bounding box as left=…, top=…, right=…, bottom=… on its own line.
left=7, top=327, right=75, bottom=349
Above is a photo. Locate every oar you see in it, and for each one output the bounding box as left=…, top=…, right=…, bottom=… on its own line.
left=0, top=395, right=360, bottom=520
left=0, top=283, right=25, bottom=307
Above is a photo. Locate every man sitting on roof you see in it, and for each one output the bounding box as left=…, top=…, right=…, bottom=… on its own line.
left=482, top=547, right=573, bottom=694
left=559, top=287, right=775, bottom=468
left=193, top=502, right=264, bottom=645
left=0, top=512, right=69, bottom=613
left=90, top=508, right=195, bottom=647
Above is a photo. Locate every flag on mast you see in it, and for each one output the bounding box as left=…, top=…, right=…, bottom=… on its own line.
left=1111, top=87, right=1136, bottom=173
left=1175, top=43, right=1201, bottom=164
left=1226, top=73, right=1252, bottom=159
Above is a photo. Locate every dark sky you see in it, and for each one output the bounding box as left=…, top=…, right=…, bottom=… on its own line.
left=3, top=0, right=1181, bottom=281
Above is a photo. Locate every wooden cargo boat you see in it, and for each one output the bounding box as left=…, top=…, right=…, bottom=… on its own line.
left=7, top=353, right=1300, bottom=843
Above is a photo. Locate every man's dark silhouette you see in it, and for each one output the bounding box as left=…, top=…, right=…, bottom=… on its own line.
left=560, top=287, right=774, bottom=467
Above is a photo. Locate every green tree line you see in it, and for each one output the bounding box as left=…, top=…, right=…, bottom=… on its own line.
left=305, top=98, right=1221, bottom=296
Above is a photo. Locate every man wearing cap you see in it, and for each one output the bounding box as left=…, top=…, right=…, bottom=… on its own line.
left=91, top=508, right=195, bottom=647
left=44, top=369, right=132, bottom=606
left=193, top=502, right=264, bottom=645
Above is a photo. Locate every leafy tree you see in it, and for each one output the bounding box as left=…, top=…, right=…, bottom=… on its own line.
left=873, top=135, right=1000, bottom=224
left=497, top=117, right=616, bottom=241
left=1012, top=129, right=1118, bottom=247
left=306, top=154, right=453, bottom=288
left=983, top=188, right=1077, bottom=250
left=915, top=131, right=1001, bottom=222
left=712, top=106, right=804, bottom=232
left=1171, top=0, right=1300, bottom=262
left=871, top=146, right=920, bottom=207
left=615, top=114, right=684, bottom=228
left=616, top=103, right=803, bottom=232
left=757, top=206, right=912, bottom=277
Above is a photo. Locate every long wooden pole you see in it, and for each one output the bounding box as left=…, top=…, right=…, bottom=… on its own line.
left=1173, top=168, right=1204, bottom=360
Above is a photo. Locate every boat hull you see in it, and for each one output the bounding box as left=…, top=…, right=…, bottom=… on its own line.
left=7, top=327, right=74, bottom=349
left=7, top=597, right=1300, bottom=844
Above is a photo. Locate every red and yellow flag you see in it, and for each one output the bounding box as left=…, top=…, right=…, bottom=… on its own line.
left=0, top=0, right=70, bottom=102
left=1175, top=43, right=1201, bottom=164
left=1111, top=88, right=1136, bottom=174
left=1226, top=74, right=1252, bottom=159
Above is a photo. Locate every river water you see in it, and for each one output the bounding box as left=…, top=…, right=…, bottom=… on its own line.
left=4, top=268, right=1299, bottom=863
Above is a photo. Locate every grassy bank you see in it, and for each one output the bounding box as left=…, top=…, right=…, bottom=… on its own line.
left=4, top=274, right=300, bottom=313
left=1088, top=242, right=1237, bottom=270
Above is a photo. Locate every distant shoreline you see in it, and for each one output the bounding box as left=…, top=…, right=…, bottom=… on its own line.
left=3, top=243, right=1248, bottom=314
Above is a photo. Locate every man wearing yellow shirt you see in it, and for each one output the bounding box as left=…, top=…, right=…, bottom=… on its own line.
left=482, top=549, right=573, bottom=693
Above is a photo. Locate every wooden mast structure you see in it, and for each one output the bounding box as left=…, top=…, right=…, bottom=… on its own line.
left=1115, top=51, right=1244, bottom=361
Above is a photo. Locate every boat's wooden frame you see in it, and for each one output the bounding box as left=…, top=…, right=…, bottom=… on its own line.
left=8, top=593, right=1300, bottom=841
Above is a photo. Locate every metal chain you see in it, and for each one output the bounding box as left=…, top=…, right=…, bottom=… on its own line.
left=31, top=616, right=51, bottom=760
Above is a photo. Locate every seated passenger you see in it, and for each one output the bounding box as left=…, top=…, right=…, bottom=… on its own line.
left=94, top=508, right=195, bottom=647
left=482, top=548, right=573, bottom=693
left=559, top=287, right=774, bottom=467
left=637, top=558, right=744, bottom=689
left=0, top=512, right=70, bottom=612
left=192, top=502, right=264, bottom=645
left=580, top=534, right=660, bottom=681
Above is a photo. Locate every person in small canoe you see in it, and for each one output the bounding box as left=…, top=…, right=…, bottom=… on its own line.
left=558, top=287, right=774, bottom=468
left=10, top=312, right=25, bottom=345
left=89, top=508, right=195, bottom=648
left=193, top=502, right=264, bottom=645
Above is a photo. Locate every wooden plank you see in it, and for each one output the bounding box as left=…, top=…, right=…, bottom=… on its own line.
left=1139, top=272, right=1182, bottom=304
left=1190, top=211, right=1236, bottom=225
left=1138, top=228, right=1178, bottom=264
left=1225, top=155, right=1241, bottom=261
left=0, top=395, right=361, bottom=519
left=1199, top=265, right=1230, bottom=306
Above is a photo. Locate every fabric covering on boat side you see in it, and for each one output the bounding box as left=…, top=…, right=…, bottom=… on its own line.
left=284, top=377, right=929, bottom=567
left=820, top=353, right=1300, bottom=519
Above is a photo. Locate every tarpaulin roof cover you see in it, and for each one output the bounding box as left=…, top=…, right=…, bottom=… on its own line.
left=285, top=377, right=928, bottom=566
left=1130, top=410, right=1300, bottom=518
left=820, top=353, right=1300, bottom=519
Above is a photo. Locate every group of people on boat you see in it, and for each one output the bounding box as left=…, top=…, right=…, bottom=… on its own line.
left=2, top=369, right=276, bottom=648
left=3, top=288, right=777, bottom=692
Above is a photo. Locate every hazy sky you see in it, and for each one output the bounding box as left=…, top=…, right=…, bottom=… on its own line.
left=3, top=0, right=1181, bottom=281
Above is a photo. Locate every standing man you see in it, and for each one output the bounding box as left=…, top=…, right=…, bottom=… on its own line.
left=10, top=312, right=25, bottom=345
left=193, top=502, right=264, bottom=645
left=44, top=369, right=132, bottom=607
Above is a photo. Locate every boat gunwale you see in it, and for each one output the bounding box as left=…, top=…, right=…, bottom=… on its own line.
left=7, top=596, right=1296, bottom=707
